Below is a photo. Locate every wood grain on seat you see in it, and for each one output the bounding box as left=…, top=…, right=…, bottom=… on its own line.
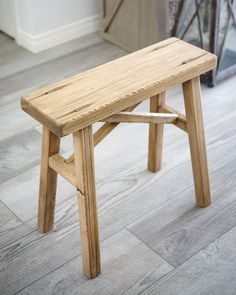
left=21, top=38, right=216, bottom=136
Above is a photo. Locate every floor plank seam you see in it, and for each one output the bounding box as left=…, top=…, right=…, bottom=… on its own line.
left=0, top=39, right=104, bottom=85
left=126, top=227, right=176, bottom=269
left=0, top=125, right=41, bottom=144
left=0, top=227, right=36, bottom=251
left=123, top=184, right=192, bottom=230
left=12, top=254, right=79, bottom=295
left=136, top=221, right=236, bottom=295
left=1, top=30, right=236, bottom=294
left=0, top=200, right=24, bottom=224
left=10, top=226, right=129, bottom=294
left=127, top=205, right=236, bottom=270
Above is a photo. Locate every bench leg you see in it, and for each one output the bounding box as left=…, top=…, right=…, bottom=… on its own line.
left=182, top=77, right=211, bottom=207
left=73, top=126, right=101, bottom=279
left=38, top=126, right=60, bottom=233
left=148, top=92, right=165, bottom=172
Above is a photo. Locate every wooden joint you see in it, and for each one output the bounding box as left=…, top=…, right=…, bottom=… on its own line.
left=48, top=153, right=83, bottom=191
left=159, top=104, right=188, bottom=132
left=101, top=112, right=178, bottom=124
left=66, top=102, right=141, bottom=164
left=65, top=154, right=74, bottom=164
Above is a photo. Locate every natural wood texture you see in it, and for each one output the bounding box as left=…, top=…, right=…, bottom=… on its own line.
left=94, top=102, right=140, bottom=146
left=66, top=102, right=142, bottom=165
left=73, top=126, right=100, bottom=278
left=148, top=93, right=166, bottom=172
left=65, top=102, right=140, bottom=164
left=182, top=77, right=211, bottom=207
left=1, top=38, right=125, bottom=99
left=0, top=34, right=126, bottom=141
left=38, top=126, right=60, bottom=233
left=101, top=111, right=177, bottom=124
left=20, top=229, right=173, bottom=295
left=20, top=37, right=215, bottom=281
left=99, top=31, right=135, bottom=52
left=103, top=0, right=124, bottom=32
left=0, top=129, right=42, bottom=184
left=21, top=38, right=216, bottom=137
left=64, top=154, right=75, bottom=164
left=99, top=0, right=140, bottom=51
left=2, top=128, right=236, bottom=294
left=0, top=201, right=24, bottom=247
left=0, top=163, right=75, bottom=223
left=1, top=32, right=236, bottom=294
left=159, top=104, right=188, bottom=132
left=48, top=154, right=76, bottom=187
left=99, top=0, right=168, bottom=51
left=94, top=122, right=118, bottom=146
left=137, top=226, right=236, bottom=294
left=128, top=149, right=236, bottom=268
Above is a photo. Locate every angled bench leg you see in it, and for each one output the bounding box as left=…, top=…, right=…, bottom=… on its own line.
left=73, top=126, right=101, bottom=279
left=148, top=92, right=166, bottom=172
left=38, top=126, right=60, bottom=233
left=182, top=77, right=211, bottom=207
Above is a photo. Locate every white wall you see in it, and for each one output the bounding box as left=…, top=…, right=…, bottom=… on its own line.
left=16, top=0, right=98, bottom=35
left=15, top=0, right=99, bottom=52
left=0, top=0, right=17, bottom=37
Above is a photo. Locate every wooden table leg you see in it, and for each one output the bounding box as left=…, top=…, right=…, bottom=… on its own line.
left=148, top=92, right=166, bottom=172
left=38, top=126, right=60, bottom=233
left=73, top=126, right=101, bottom=279
left=182, top=77, right=212, bottom=207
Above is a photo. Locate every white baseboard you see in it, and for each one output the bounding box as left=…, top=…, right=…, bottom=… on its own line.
left=16, top=15, right=98, bottom=53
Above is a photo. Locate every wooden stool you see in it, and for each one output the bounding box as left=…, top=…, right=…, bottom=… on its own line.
left=21, top=38, right=216, bottom=279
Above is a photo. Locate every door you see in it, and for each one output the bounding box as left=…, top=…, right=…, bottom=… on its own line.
left=99, top=0, right=168, bottom=51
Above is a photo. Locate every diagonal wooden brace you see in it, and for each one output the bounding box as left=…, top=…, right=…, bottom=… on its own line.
left=65, top=104, right=185, bottom=164
left=100, top=111, right=178, bottom=124
left=159, top=104, right=188, bottom=132
left=65, top=102, right=141, bottom=164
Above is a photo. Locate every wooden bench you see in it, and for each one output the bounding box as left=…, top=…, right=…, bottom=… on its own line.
left=21, top=37, right=217, bottom=279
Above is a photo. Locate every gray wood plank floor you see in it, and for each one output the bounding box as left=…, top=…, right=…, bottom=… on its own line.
left=0, top=32, right=236, bottom=295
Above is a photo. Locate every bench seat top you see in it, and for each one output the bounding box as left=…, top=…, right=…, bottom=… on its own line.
left=21, top=38, right=216, bottom=137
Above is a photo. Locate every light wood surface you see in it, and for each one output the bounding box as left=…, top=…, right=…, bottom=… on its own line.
left=2, top=32, right=236, bottom=294
left=182, top=77, right=212, bottom=207
left=73, top=126, right=100, bottom=278
left=93, top=102, right=140, bottom=145
left=48, top=154, right=76, bottom=187
left=101, top=111, right=177, bottom=124
left=21, top=38, right=216, bottom=136
left=148, top=93, right=165, bottom=172
left=38, top=126, right=60, bottom=233
left=159, top=104, right=188, bottom=132
left=94, top=122, right=119, bottom=146
left=65, top=102, right=140, bottom=164
left=21, top=38, right=215, bottom=279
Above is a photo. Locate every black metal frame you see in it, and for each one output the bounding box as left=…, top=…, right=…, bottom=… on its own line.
left=171, top=0, right=236, bottom=87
